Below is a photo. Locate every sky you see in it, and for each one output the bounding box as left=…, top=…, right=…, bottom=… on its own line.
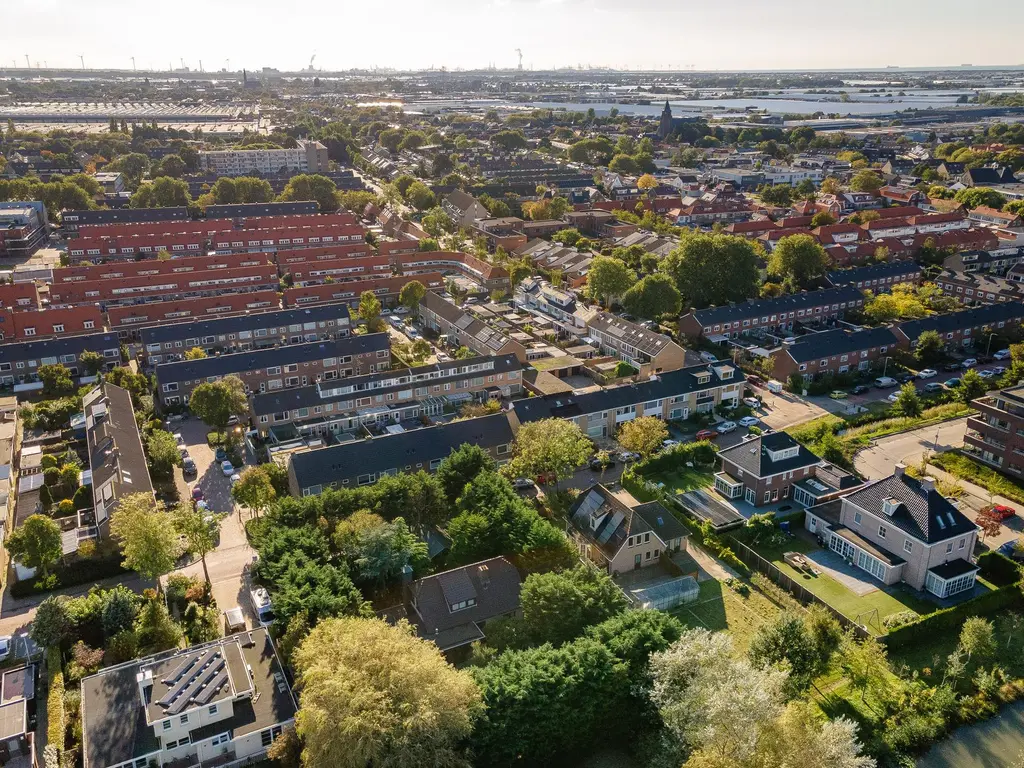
left=4, top=0, right=1024, bottom=74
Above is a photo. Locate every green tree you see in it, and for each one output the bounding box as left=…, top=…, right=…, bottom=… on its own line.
left=7, top=514, right=62, bottom=576
left=38, top=364, right=74, bottom=396
left=173, top=501, right=219, bottom=585
left=891, top=383, right=922, bottom=417
left=915, top=330, right=945, bottom=365
left=30, top=596, right=71, bottom=648
left=585, top=256, right=636, bottom=308
left=957, top=368, right=987, bottom=404
left=955, top=187, right=1007, bottom=211
left=448, top=472, right=533, bottom=563
left=154, top=154, right=186, bottom=178
left=130, top=177, right=191, bottom=208
left=617, top=416, right=669, bottom=457
left=145, top=429, right=182, bottom=480
left=183, top=347, right=207, bottom=360
left=621, top=273, right=682, bottom=319
left=958, top=616, right=996, bottom=662
left=435, top=443, right=496, bottom=503
left=518, top=566, right=627, bottom=647
left=357, top=290, right=384, bottom=332
left=768, top=234, right=831, bottom=289
left=109, top=493, right=178, bottom=583
left=294, top=618, right=480, bottom=768
left=849, top=170, right=884, bottom=193
left=335, top=513, right=427, bottom=587
left=838, top=635, right=891, bottom=704
left=662, top=233, right=761, bottom=308
left=810, top=211, right=837, bottom=228
left=420, top=207, right=454, bottom=238
left=188, top=375, right=248, bottom=432
left=105, top=367, right=151, bottom=404
left=505, top=418, right=592, bottom=482
left=231, top=465, right=278, bottom=519
left=404, top=181, right=436, bottom=211
left=398, top=280, right=427, bottom=316
left=101, top=586, right=140, bottom=640
left=104, top=152, right=150, bottom=189
left=78, top=350, right=105, bottom=376
left=491, top=130, right=529, bottom=151
left=279, top=174, right=340, bottom=212
left=748, top=610, right=839, bottom=695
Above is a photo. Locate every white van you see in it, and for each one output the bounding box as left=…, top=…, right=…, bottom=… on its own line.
left=766, top=380, right=784, bottom=394
left=874, top=376, right=898, bottom=388
left=250, top=588, right=275, bottom=627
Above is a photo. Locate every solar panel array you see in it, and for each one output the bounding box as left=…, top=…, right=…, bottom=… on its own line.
left=156, top=649, right=229, bottom=715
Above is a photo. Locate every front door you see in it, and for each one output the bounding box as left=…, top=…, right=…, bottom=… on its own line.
left=634, top=554, right=642, bottom=569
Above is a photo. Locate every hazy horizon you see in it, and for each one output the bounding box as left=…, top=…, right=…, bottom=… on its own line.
left=4, top=0, right=1024, bottom=74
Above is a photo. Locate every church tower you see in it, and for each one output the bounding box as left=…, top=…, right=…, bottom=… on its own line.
left=657, top=101, right=674, bottom=140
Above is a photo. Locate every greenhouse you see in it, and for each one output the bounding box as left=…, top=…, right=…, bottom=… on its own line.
left=631, top=575, right=700, bottom=611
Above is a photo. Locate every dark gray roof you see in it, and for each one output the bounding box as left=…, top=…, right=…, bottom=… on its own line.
left=204, top=201, right=318, bottom=219
left=718, top=432, right=821, bottom=478
left=63, top=207, right=189, bottom=225
left=513, top=362, right=741, bottom=423
left=407, top=557, right=521, bottom=650
left=587, top=313, right=682, bottom=358
left=568, top=485, right=688, bottom=558
left=141, top=303, right=349, bottom=346
left=826, top=261, right=921, bottom=286
left=844, top=472, right=975, bottom=544
left=0, top=331, right=121, bottom=362
left=897, top=302, right=1024, bottom=343
left=963, top=166, right=1017, bottom=185
left=689, top=286, right=863, bottom=326
left=782, top=327, right=900, bottom=364
left=155, top=334, right=389, bottom=386
left=251, top=353, right=520, bottom=416
left=289, top=412, right=514, bottom=490
left=84, top=383, right=153, bottom=519
left=930, top=559, right=979, bottom=579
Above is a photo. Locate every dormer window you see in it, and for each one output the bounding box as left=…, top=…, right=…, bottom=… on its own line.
left=696, top=373, right=711, bottom=385
left=450, top=598, right=477, bottom=613
left=882, top=498, right=899, bottom=516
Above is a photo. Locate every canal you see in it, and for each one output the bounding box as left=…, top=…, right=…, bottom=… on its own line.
left=918, top=701, right=1024, bottom=767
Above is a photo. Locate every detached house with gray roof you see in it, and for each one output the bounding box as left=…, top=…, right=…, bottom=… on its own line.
left=804, top=465, right=979, bottom=597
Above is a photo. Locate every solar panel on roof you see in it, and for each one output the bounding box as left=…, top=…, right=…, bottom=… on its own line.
left=596, top=510, right=624, bottom=544
left=195, top=669, right=229, bottom=705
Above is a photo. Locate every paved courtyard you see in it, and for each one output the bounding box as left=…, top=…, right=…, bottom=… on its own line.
left=803, top=548, right=878, bottom=596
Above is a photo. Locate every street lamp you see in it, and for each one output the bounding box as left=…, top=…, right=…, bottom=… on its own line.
left=882, top=356, right=891, bottom=376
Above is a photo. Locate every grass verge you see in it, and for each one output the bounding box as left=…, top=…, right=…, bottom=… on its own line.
left=930, top=450, right=1024, bottom=506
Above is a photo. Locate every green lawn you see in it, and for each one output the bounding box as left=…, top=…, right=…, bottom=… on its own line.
left=642, top=466, right=714, bottom=496
left=732, top=530, right=942, bottom=633
left=670, top=578, right=784, bottom=651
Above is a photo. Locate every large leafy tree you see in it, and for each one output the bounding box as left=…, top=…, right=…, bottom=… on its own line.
left=915, top=329, right=945, bottom=365
left=130, top=177, right=191, bottom=208
left=585, top=256, right=636, bottom=308
left=616, top=416, right=669, bottom=458
left=173, top=501, right=219, bottom=585
left=849, top=170, right=883, bottom=193
left=38, top=364, right=74, bottom=396
left=768, top=234, right=831, bottom=290
left=662, top=233, right=761, bottom=309
left=504, top=418, right=592, bottom=482
left=30, top=596, right=71, bottom=649
left=188, top=375, right=248, bottom=432
left=333, top=511, right=428, bottom=586
left=435, top=443, right=495, bottom=504
left=518, top=565, right=627, bottom=647
left=957, top=368, right=988, bottom=404
left=357, top=290, right=384, bottom=332
left=891, top=383, right=922, bottom=418
left=279, top=173, right=340, bottom=212
left=109, top=492, right=179, bottom=583
left=145, top=429, right=182, bottom=480
left=7, top=514, right=62, bottom=576
left=294, top=618, right=480, bottom=768
left=621, top=272, right=682, bottom=320
left=398, top=280, right=427, bottom=316
left=231, top=465, right=278, bottom=518
left=747, top=609, right=841, bottom=695
left=448, top=472, right=534, bottom=563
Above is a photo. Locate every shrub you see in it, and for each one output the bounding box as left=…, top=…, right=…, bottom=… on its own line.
left=46, top=646, right=65, bottom=752
left=882, top=610, right=920, bottom=630
left=40, top=455, right=59, bottom=470
left=55, top=499, right=76, bottom=518
left=8, top=553, right=129, bottom=599
left=105, top=630, right=139, bottom=664
left=977, top=550, right=1021, bottom=586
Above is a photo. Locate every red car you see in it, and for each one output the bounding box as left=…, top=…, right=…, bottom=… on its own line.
left=696, top=429, right=719, bottom=441
left=982, top=504, right=1016, bottom=521
left=191, top=485, right=205, bottom=502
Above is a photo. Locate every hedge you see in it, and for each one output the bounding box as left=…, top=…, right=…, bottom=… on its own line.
left=881, top=580, right=1023, bottom=651
left=977, top=550, right=1022, bottom=586
left=9, top=555, right=129, bottom=599
left=46, top=646, right=65, bottom=753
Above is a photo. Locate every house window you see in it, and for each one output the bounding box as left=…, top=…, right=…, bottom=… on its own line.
left=180, top=714, right=189, bottom=725
left=903, top=540, right=913, bottom=554
left=878, top=525, right=887, bottom=539
left=959, top=538, right=966, bottom=549
left=208, top=705, right=218, bottom=715
left=946, top=542, right=953, bottom=553
left=162, top=720, right=171, bottom=731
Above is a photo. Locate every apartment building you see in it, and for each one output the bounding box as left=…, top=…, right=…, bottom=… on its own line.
left=288, top=255, right=393, bottom=285
left=0, top=203, right=49, bottom=259
left=83, top=383, right=153, bottom=536
left=274, top=242, right=373, bottom=266
left=564, top=209, right=636, bottom=238
left=0, top=282, right=41, bottom=311
left=75, top=212, right=357, bottom=241
left=283, top=273, right=445, bottom=309
left=61, top=206, right=188, bottom=235
left=804, top=467, right=978, bottom=597
left=511, top=361, right=743, bottom=439
left=932, top=270, right=1024, bottom=306
left=825, top=261, right=922, bottom=293
left=395, top=252, right=510, bottom=292
left=771, top=327, right=903, bottom=382
left=108, top=291, right=280, bottom=338
left=441, top=190, right=490, bottom=228
left=0, top=332, right=121, bottom=387
left=715, top=432, right=860, bottom=508
left=584, top=313, right=688, bottom=377
left=199, top=139, right=329, bottom=176
left=81, top=629, right=296, bottom=768
left=514, top=277, right=588, bottom=338
left=568, top=484, right=688, bottom=575
left=0, top=305, right=104, bottom=342
left=515, top=241, right=594, bottom=289
left=679, top=286, right=864, bottom=340
left=251, top=353, right=522, bottom=439
left=48, top=264, right=281, bottom=307
left=419, top=291, right=528, bottom=363
left=964, top=384, right=1024, bottom=479
left=288, top=412, right=516, bottom=495
left=155, top=334, right=390, bottom=407
left=141, top=304, right=351, bottom=365
left=205, top=201, right=319, bottom=219
left=54, top=251, right=271, bottom=283
left=894, top=302, right=1024, bottom=351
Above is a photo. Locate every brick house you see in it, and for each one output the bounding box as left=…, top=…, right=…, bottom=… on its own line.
left=894, top=302, right=1024, bottom=352
left=0, top=332, right=122, bottom=387
left=770, top=327, right=903, bottom=382
left=584, top=312, right=688, bottom=377
left=108, top=292, right=280, bottom=339
left=964, top=384, right=1024, bottom=479
left=419, top=291, right=528, bottom=363
left=283, top=273, right=446, bottom=309
left=0, top=305, right=104, bottom=341
left=825, top=261, right=922, bottom=293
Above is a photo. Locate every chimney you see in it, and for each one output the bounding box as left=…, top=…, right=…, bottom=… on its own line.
left=921, top=477, right=936, bottom=493
left=894, top=463, right=906, bottom=477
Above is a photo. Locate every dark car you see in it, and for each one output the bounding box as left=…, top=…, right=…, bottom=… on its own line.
left=214, top=447, right=228, bottom=462
left=943, top=362, right=961, bottom=372
left=589, top=456, right=616, bottom=471
left=182, top=457, right=197, bottom=476
left=895, top=373, right=914, bottom=384
left=850, top=384, right=870, bottom=395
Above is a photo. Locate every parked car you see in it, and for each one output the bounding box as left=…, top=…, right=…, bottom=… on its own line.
left=191, top=485, right=205, bottom=501
left=874, top=376, right=898, bottom=388
left=961, top=358, right=978, bottom=369
left=183, top=457, right=197, bottom=476
left=993, top=366, right=1007, bottom=375
left=993, top=348, right=1012, bottom=360
left=663, top=439, right=682, bottom=449
left=221, top=460, right=235, bottom=476
left=738, top=416, right=760, bottom=428
left=512, top=478, right=534, bottom=489
left=0, top=635, right=11, bottom=662
left=694, top=430, right=718, bottom=441
left=850, top=384, right=870, bottom=395
left=886, top=391, right=901, bottom=403
left=981, top=504, right=1016, bottom=521
left=943, top=362, right=962, bottom=372
left=998, top=538, right=1022, bottom=560
left=589, top=456, right=616, bottom=471
left=944, top=378, right=961, bottom=388
left=179, top=447, right=189, bottom=461
left=924, top=382, right=945, bottom=393
left=829, top=390, right=848, bottom=400
left=230, top=473, right=241, bottom=485
left=173, top=433, right=185, bottom=446
left=717, top=421, right=737, bottom=434
left=979, top=369, right=998, bottom=379
left=895, top=373, right=914, bottom=384
left=747, top=375, right=765, bottom=387
left=617, top=451, right=640, bottom=462
left=918, top=369, right=937, bottom=379
left=394, top=306, right=410, bottom=315
left=215, top=447, right=228, bottom=462
left=742, top=397, right=761, bottom=408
